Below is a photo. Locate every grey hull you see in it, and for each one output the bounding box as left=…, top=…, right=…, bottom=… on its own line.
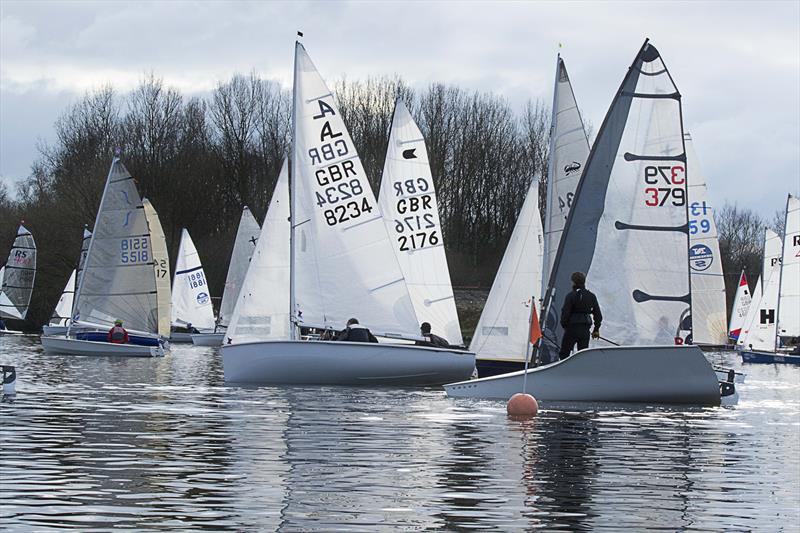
left=445, top=345, right=721, bottom=406
left=222, top=340, right=476, bottom=386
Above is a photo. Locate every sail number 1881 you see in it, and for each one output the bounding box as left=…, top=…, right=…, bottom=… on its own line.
left=643, top=165, right=685, bottom=207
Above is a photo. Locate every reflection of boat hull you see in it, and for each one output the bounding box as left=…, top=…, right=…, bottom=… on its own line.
left=191, top=333, right=225, bottom=346
left=741, top=350, right=800, bottom=365
left=445, top=345, right=722, bottom=405
left=41, top=336, right=165, bottom=357
left=0, top=328, right=24, bottom=336
left=222, top=340, right=475, bottom=385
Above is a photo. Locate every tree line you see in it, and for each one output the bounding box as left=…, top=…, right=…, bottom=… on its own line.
left=0, top=73, right=779, bottom=331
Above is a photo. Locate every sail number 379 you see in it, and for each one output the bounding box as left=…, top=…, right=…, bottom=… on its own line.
left=643, top=165, right=685, bottom=207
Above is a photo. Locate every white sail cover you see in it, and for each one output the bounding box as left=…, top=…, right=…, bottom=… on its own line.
left=171, top=229, right=215, bottom=331
left=143, top=199, right=171, bottom=337
left=540, top=41, right=690, bottom=360
left=218, top=207, right=261, bottom=328
left=737, top=275, right=761, bottom=347
left=543, top=55, right=591, bottom=290
left=227, top=161, right=291, bottom=344
left=378, top=100, right=462, bottom=344
left=72, top=159, right=158, bottom=333
left=685, top=134, right=727, bottom=344
left=778, top=194, right=799, bottom=337
left=728, top=271, right=751, bottom=340
left=0, top=225, right=36, bottom=320
left=49, top=269, right=76, bottom=326
left=470, top=178, right=543, bottom=361
left=291, top=42, right=418, bottom=336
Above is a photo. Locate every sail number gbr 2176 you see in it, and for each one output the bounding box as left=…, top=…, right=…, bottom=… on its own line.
left=643, top=165, right=685, bottom=207
left=308, top=99, right=373, bottom=227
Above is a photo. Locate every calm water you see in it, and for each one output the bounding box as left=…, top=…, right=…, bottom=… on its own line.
left=1, top=335, right=799, bottom=532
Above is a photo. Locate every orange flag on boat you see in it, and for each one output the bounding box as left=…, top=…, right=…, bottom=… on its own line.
left=529, top=302, right=542, bottom=345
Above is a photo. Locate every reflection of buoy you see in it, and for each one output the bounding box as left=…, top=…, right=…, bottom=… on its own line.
left=507, top=393, right=538, bottom=417
left=2, top=365, right=16, bottom=395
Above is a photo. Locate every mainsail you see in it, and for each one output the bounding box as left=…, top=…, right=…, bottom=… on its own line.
left=72, top=158, right=159, bottom=333
left=746, top=256, right=780, bottom=352
left=378, top=100, right=462, bottom=344
left=171, top=229, right=215, bottom=331
left=737, top=275, right=761, bottom=347
left=218, top=207, right=261, bottom=329
left=0, top=224, right=36, bottom=320
left=685, top=133, right=727, bottom=344
left=49, top=270, right=76, bottom=326
left=291, top=42, right=418, bottom=336
left=227, top=161, right=291, bottom=344
left=143, top=199, right=171, bottom=337
left=540, top=40, right=690, bottom=360
left=763, top=228, right=782, bottom=286
left=777, top=194, right=799, bottom=338
left=543, top=55, right=591, bottom=289
left=728, top=271, right=751, bottom=340
left=470, top=178, right=543, bottom=361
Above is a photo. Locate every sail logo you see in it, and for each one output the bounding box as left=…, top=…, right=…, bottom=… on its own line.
left=760, top=309, right=775, bottom=325
left=564, top=161, right=581, bottom=176
left=196, top=292, right=209, bottom=305
left=689, top=244, right=713, bottom=271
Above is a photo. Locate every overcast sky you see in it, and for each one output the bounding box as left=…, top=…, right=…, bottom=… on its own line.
left=1, top=0, right=798, bottom=217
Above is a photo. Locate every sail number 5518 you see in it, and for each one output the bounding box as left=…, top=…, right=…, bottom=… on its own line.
left=643, top=165, right=685, bottom=207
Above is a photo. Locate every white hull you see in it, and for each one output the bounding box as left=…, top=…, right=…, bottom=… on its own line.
left=170, top=331, right=202, bottom=343
left=191, top=332, right=225, bottom=346
left=222, top=340, right=476, bottom=386
left=40, top=336, right=164, bottom=357
left=42, top=325, right=68, bottom=336
left=445, top=345, right=722, bottom=406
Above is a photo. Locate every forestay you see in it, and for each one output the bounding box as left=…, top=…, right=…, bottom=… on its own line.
left=470, top=178, right=543, bottom=361
left=291, top=43, right=418, bottom=337
left=227, top=161, right=290, bottom=344
left=778, top=194, right=799, bottom=338
left=218, top=207, right=261, bottom=329
left=728, top=271, right=751, bottom=340
left=543, top=55, right=590, bottom=289
left=0, top=225, right=36, bottom=320
left=378, top=100, right=462, bottom=344
left=143, top=199, right=171, bottom=337
left=171, top=229, right=215, bottom=331
left=540, top=41, right=690, bottom=361
left=72, top=159, right=158, bottom=333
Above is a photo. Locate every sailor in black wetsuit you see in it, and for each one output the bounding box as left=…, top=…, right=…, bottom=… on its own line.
left=336, top=318, right=379, bottom=343
left=559, top=271, right=602, bottom=360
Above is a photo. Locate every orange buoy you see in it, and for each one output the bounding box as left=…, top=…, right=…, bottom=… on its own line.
left=507, top=393, right=538, bottom=417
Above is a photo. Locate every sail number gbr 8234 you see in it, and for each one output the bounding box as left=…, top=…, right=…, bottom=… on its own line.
left=643, top=165, right=686, bottom=207
left=309, top=99, right=374, bottom=227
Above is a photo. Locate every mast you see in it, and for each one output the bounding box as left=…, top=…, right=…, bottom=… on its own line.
left=288, top=36, right=300, bottom=341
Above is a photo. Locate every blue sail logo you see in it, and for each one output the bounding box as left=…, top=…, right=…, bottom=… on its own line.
left=689, top=244, right=713, bottom=271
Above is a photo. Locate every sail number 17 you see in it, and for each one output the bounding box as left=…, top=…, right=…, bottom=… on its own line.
left=643, top=165, right=685, bottom=207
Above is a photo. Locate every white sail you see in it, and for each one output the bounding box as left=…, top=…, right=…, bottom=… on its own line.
left=685, top=134, right=727, bottom=344
left=737, top=275, right=761, bottom=348
left=470, top=178, right=543, bottom=361
left=49, top=269, right=76, bottom=326
left=75, top=227, right=91, bottom=302
left=543, top=55, right=591, bottom=290
left=540, top=41, right=690, bottom=360
left=72, top=159, right=159, bottom=333
left=777, top=194, right=799, bottom=338
left=763, top=228, right=782, bottom=283
left=218, top=207, right=261, bottom=329
left=378, top=100, right=462, bottom=345
left=291, top=43, right=418, bottom=337
left=143, top=199, right=171, bottom=337
left=745, top=259, right=780, bottom=352
left=727, top=270, right=751, bottom=340
left=171, top=229, right=215, bottom=331
left=227, top=161, right=291, bottom=344
left=0, top=224, right=36, bottom=320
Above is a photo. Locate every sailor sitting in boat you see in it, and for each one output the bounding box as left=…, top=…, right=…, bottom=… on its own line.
left=108, top=319, right=129, bottom=344
left=335, top=318, right=378, bottom=343
left=559, top=271, right=602, bottom=360
left=417, top=322, right=451, bottom=348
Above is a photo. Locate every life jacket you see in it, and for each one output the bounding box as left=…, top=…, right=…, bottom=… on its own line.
left=108, top=326, right=128, bottom=344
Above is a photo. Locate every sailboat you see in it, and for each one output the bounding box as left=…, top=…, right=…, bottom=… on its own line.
left=741, top=194, right=800, bottom=364
left=0, top=224, right=36, bottom=335
left=169, top=229, right=216, bottom=342
left=736, top=228, right=782, bottom=350
left=221, top=41, right=475, bottom=385
left=728, top=271, right=751, bottom=342
left=685, top=133, right=728, bottom=346
left=43, top=227, right=91, bottom=335
left=40, top=155, right=166, bottom=357
left=445, top=40, right=734, bottom=405
left=377, top=99, right=463, bottom=346
left=192, top=207, right=260, bottom=346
